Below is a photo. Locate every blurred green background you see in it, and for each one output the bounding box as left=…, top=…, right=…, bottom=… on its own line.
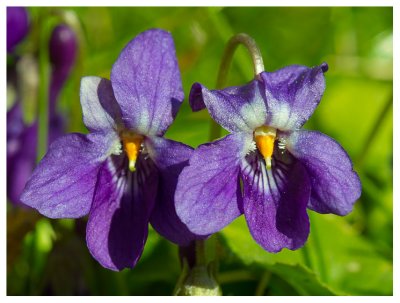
left=7, top=7, right=392, bottom=295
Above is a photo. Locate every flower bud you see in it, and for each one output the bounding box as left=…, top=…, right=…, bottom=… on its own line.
left=49, top=24, right=77, bottom=69
left=48, top=24, right=77, bottom=115
left=175, top=264, right=222, bottom=296
left=7, top=7, right=30, bottom=53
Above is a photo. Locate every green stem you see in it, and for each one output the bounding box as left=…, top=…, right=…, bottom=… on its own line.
left=356, top=93, right=392, bottom=167
left=36, top=15, right=51, bottom=162
left=255, top=271, right=272, bottom=296
left=216, top=33, right=264, bottom=89
left=301, top=242, right=313, bottom=270
left=218, top=270, right=257, bottom=284
left=210, top=33, right=265, bottom=141
left=195, top=240, right=206, bottom=266
left=309, top=213, right=327, bottom=282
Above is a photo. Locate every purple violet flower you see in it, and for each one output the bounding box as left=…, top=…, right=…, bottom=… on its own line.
left=21, top=29, right=197, bottom=270
left=7, top=24, right=77, bottom=205
left=175, top=63, right=362, bottom=252
left=7, top=7, right=30, bottom=53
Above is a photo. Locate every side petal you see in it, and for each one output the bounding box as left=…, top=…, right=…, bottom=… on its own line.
left=20, top=132, right=119, bottom=218
left=86, top=155, right=158, bottom=271
left=189, top=80, right=267, bottom=133
left=110, top=29, right=184, bottom=136
left=80, top=76, right=122, bottom=133
left=175, top=133, right=253, bottom=235
left=241, top=152, right=311, bottom=252
left=145, top=136, right=202, bottom=245
left=260, top=63, right=328, bottom=131
left=284, top=130, right=361, bottom=215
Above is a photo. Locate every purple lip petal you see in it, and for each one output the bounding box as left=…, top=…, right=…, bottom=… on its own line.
left=80, top=77, right=122, bottom=133
left=86, top=155, right=158, bottom=271
left=20, top=132, right=118, bottom=218
left=175, top=133, right=254, bottom=236
left=7, top=7, right=29, bottom=53
left=110, top=29, right=184, bottom=136
left=145, top=136, right=202, bottom=245
left=285, top=130, right=362, bottom=215
left=260, top=63, right=326, bottom=131
left=240, top=151, right=311, bottom=252
left=189, top=80, right=267, bottom=133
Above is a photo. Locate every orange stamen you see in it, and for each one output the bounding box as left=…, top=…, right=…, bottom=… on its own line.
left=254, top=126, right=276, bottom=169
left=121, top=133, right=143, bottom=172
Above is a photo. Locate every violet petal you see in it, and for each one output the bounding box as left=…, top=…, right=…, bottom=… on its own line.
left=110, top=29, right=184, bottom=136
left=80, top=77, right=123, bottom=133
left=86, top=155, right=158, bottom=271
left=260, top=63, right=327, bottom=131
left=20, top=132, right=119, bottom=218
left=241, top=151, right=311, bottom=252
left=285, top=130, right=361, bottom=215
left=145, top=136, right=201, bottom=245
left=189, top=80, right=267, bottom=133
left=175, top=133, right=253, bottom=235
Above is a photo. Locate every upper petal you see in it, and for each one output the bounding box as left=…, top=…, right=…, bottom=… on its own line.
left=145, top=136, right=201, bottom=245
left=175, top=133, right=253, bottom=236
left=80, top=76, right=122, bottom=133
left=240, top=151, right=311, bottom=252
left=110, top=29, right=184, bottom=136
left=20, top=132, right=119, bottom=218
left=260, top=63, right=327, bottom=131
left=86, top=154, right=158, bottom=271
left=284, top=130, right=361, bottom=215
left=189, top=79, right=267, bottom=133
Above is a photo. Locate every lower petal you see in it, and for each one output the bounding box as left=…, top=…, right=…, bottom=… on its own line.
left=285, top=130, right=361, bottom=215
left=241, top=152, right=310, bottom=252
left=175, top=133, right=252, bottom=236
left=86, top=155, right=158, bottom=271
left=146, top=136, right=202, bottom=245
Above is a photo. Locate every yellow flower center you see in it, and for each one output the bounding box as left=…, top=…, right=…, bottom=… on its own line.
left=254, top=125, right=277, bottom=169
left=121, top=132, right=143, bottom=172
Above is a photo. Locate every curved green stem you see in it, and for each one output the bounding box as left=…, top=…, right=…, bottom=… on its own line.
left=216, top=33, right=264, bottom=89
left=210, top=33, right=265, bottom=141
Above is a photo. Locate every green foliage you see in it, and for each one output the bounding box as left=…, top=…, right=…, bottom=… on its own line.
left=7, top=7, right=392, bottom=295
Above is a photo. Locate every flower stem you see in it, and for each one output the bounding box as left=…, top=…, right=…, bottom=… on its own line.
left=216, top=33, right=264, bottom=89
left=210, top=33, right=265, bottom=141
left=356, top=93, right=392, bottom=167
left=195, top=240, right=206, bottom=266
left=36, top=15, right=51, bottom=162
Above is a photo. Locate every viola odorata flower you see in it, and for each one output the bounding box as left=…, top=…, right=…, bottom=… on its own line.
left=176, top=63, right=361, bottom=252
left=21, top=29, right=197, bottom=270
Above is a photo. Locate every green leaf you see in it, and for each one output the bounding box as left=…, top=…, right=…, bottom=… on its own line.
left=220, top=216, right=336, bottom=295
